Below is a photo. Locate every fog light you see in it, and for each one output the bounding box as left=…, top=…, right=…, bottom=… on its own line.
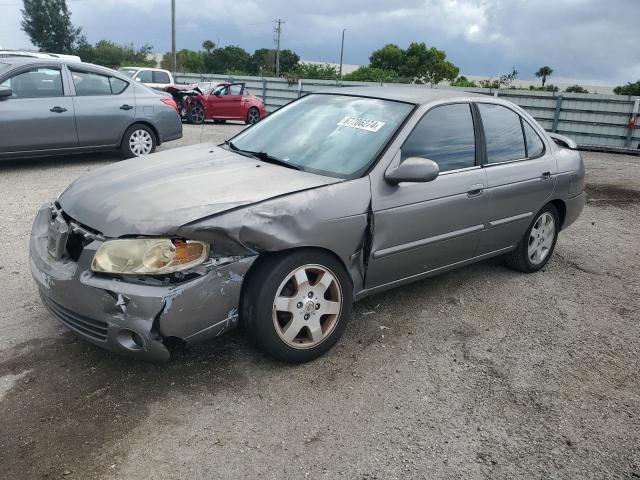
left=117, top=329, right=145, bottom=351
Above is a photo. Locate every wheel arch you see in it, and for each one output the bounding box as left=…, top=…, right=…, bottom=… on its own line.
left=239, top=246, right=354, bottom=316
left=122, top=120, right=161, bottom=146
left=549, top=198, right=567, bottom=229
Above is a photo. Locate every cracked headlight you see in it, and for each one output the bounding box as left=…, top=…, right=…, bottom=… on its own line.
left=91, top=239, right=209, bottom=275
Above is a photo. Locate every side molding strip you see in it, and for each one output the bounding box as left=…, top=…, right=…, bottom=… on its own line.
left=488, top=212, right=533, bottom=227
left=373, top=224, right=484, bottom=259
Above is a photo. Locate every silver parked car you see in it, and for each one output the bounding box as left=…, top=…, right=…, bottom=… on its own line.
left=30, top=87, right=586, bottom=363
left=0, top=57, right=182, bottom=159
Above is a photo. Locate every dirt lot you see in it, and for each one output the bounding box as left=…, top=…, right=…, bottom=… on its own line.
left=0, top=125, right=638, bottom=479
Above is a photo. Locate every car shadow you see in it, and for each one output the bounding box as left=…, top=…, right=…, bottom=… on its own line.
left=0, top=254, right=509, bottom=478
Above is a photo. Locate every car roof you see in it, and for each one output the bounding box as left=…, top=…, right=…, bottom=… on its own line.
left=0, top=57, right=135, bottom=80
left=120, top=66, right=169, bottom=72
left=319, top=85, right=487, bottom=105
left=0, top=56, right=68, bottom=66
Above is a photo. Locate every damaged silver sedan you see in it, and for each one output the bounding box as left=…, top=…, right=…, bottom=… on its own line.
left=30, top=87, right=586, bottom=363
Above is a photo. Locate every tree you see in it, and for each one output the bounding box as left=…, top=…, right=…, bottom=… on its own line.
left=528, top=84, right=559, bottom=92
left=535, top=66, right=553, bottom=87
left=369, top=42, right=458, bottom=86
left=290, top=63, right=338, bottom=80
left=498, top=67, right=518, bottom=88
left=202, top=40, right=215, bottom=54
left=369, top=44, right=405, bottom=71
left=21, top=0, right=82, bottom=53
left=251, top=48, right=299, bottom=75
left=565, top=84, right=589, bottom=94
left=161, top=49, right=204, bottom=73
left=76, top=39, right=154, bottom=69
left=613, top=81, right=640, bottom=96
left=450, top=76, right=477, bottom=87
left=479, top=78, right=500, bottom=89
left=202, top=45, right=252, bottom=74
left=343, top=66, right=401, bottom=83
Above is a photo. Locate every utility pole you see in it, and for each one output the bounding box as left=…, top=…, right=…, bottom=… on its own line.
left=171, top=0, right=176, bottom=75
left=274, top=18, right=284, bottom=77
left=339, top=28, right=346, bottom=80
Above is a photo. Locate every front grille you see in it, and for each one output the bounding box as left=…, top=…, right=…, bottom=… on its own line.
left=50, top=203, right=103, bottom=262
left=42, top=295, right=108, bottom=342
left=65, top=229, right=90, bottom=261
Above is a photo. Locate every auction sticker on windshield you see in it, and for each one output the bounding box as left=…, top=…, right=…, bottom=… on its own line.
left=337, top=116, right=385, bottom=133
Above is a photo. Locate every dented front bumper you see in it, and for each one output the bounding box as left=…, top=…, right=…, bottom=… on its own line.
left=30, top=205, right=256, bottom=361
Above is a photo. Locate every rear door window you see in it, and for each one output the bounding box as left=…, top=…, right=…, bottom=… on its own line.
left=2, top=67, right=63, bottom=98
left=478, top=103, right=526, bottom=163
left=152, top=71, right=170, bottom=84
left=70, top=69, right=129, bottom=97
left=71, top=70, right=130, bottom=95
left=401, top=103, right=476, bottom=172
left=229, top=84, right=243, bottom=95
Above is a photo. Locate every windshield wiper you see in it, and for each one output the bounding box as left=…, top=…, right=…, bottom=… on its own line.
left=224, top=141, right=301, bottom=171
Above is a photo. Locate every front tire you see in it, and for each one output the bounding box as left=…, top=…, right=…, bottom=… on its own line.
left=188, top=103, right=205, bottom=124
left=241, top=250, right=353, bottom=363
left=504, top=203, right=559, bottom=273
left=120, top=124, right=156, bottom=159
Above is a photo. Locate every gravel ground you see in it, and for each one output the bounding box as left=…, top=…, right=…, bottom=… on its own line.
left=0, top=126, right=638, bottom=479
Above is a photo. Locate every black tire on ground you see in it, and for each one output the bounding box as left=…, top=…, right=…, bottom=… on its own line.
left=246, top=107, right=260, bottom=125
left=504, top=203, right=559, bottom=273
left=120, top=123, right=157, bottom=159
left=240, top=249, right=353, bottom=363
left=188, top=103, right=205, bottom=124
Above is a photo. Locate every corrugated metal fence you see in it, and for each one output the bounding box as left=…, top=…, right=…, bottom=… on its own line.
left=176, top=73, right=640, bottom=152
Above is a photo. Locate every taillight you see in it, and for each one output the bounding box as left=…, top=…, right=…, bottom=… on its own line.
left=160, top=98, right=178, bottom=111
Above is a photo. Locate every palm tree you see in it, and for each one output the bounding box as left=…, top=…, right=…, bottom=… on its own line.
left=535, top=66, right=553, bottom=87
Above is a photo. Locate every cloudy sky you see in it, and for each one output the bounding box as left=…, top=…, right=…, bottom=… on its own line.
left=1, top=0, right=638, bottom=86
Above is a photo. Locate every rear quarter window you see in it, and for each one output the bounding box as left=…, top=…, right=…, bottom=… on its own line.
left=522, top=120, right=545, bottom=158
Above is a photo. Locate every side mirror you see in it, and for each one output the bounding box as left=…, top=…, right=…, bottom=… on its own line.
left=0, top=85, right=12, bottom=98
left=214, top=90, right=221, bottom=96
left=135, top=77, right=142, bottom=82
left=385, top=157, right=439, bottom=185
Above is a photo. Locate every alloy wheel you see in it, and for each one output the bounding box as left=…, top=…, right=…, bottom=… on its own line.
left=248, top=108, right=260, bottom=124
left=528, top=212, right=555, bottom=265
left=272, top=264, right=342, bottom=349
left=191, top=105, right=204, bottom=123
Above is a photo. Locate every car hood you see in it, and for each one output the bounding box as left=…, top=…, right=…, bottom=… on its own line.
left=58, top=144, right=342, bottom=237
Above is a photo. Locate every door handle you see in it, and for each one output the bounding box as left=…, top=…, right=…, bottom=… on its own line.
left=541, top=171, right=552, bottom=181
left=120, top=104, right=134, bottom=110
left=467, top=184, right=484, bottom=197
left=50, top=106, right=67, bottom=113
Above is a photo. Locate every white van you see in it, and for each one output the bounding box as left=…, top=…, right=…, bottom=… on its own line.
left=118, top=67, right=174, bottom=89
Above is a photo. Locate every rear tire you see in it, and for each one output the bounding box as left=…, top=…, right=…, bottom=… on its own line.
left=246, top=107, right=260, bottom=125
left=241, top=250, right=353, bottom=363
left=188, top=103, right=205, bottom=124
left=120, top=124, right=156, bottom=159
left=504, top=203, right=559, bottom=273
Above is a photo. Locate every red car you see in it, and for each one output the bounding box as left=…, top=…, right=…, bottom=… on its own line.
left=165, top=82, right=266, bottom=125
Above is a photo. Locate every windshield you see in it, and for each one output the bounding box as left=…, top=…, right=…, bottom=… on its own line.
left=118, top=68, right=137, bottom=78
left=197, top=82, right=216, bottom=91
left=229, top=94, right=413, bottom=178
